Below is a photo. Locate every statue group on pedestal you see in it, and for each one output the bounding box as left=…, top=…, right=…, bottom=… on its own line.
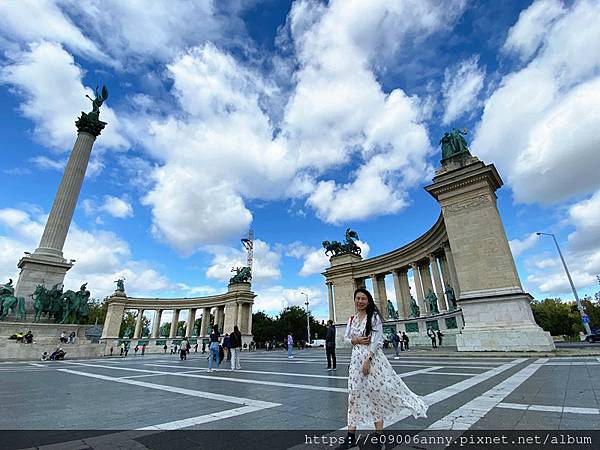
left=322, top=228, right=361, bottom=257
left=386, top=300, right=399, bottom=320
left=0, top=279, right=26, bottom=321
left=229, top=266, right=252, bottom=284
left=32, top=282, right=90, bottom=324
left=425, top=289, right=440, bottom=315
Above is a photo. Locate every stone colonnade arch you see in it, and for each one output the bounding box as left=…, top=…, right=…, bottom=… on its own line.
left=101, top=283, right=254, bottom=353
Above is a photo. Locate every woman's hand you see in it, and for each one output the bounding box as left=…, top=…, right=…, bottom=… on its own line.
left=362, top=358, right=370, bottom=376
left=352, top=336, right=370, bottom=346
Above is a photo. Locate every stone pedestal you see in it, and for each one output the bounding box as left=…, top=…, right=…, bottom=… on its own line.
left=426, top=157, right=554, bottom=351
left=101, top=292, right=127, bottom=339
left=14, top=254, right=73, bottom=316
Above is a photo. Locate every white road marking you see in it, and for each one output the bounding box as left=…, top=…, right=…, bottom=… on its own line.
left=239, top=357, right=501, bottom=367
left=145, top=364, right=443, bottom=380
left=497, top=402, right=600, bottom=415
left=137, top=405, right=268, bottom=430
left=57, top=367, right=279, bottom=409
left=543, top=361, right=600, bottom=366
left=428, top=360, right=542, bottom=430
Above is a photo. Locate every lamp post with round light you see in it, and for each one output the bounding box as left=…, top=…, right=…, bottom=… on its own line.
left=301, top=292, right=311, bottom=345
left=536, top=232, right=592, bottom=335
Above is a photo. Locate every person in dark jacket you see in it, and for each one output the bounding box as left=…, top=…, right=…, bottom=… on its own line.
left=402, top=332, right=409, bottom=351
left=230, top=325, right=242, bottom=370
left=325, top=320, right=337, bottom=371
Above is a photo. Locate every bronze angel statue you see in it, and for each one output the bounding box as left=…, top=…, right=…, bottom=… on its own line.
left=85, top=85, right=109, bottom=120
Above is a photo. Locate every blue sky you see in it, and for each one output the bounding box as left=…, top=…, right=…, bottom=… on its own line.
left=1, top=0, right=599, bottom=322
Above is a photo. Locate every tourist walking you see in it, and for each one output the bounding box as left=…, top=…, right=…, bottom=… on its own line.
left=202, top=341, right=206, bottom=354
left=109, top=346, right=113, bottom=357
left=180, top=337, right=189, bottom=360
left=391, top=331, right=400, bottom=359
left=402, top=332, right=409, bottom=351
left=336, top=288, right=427, bottom=450
left=437, top=330, right=444, bottom=347
left=194, top=343, right=198, bottom=353
left=223, top=334, right=231, bottom=362
left=124, top=344, right=129, bottom=357
left=208, top=324, right=221, bottom=372
left=163, top=343, right=167, bottom=354
left=120, top=342, right=125, bottom=357
left=325, top=320, right=337, bottom=371
left=230, top=325, right=242, bottom=370
left=427, top=328, right=437, bottom=348
left=134, top=345, right=139, bottom=356
left=287, top=333, right=294, bottom=359
left=141, top=345, right=145, bottom=356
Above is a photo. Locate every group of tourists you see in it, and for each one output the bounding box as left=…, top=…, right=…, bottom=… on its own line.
left=427, top=327, right=444, bottom=348
left=206, top=325, right=243, bottom=372
left=59, top=331, right=76, bottom=344
left=389, top=331, right=410, bottom=359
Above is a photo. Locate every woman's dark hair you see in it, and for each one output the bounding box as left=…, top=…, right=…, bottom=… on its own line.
left=234, top=325, right=239, bottom=333
left=354, top=288, right=380, bottom=336
left=212, top=324, right=219, bottom=332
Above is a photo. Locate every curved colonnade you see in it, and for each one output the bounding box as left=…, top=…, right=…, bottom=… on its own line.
left=324, top=214, right=464, bottom=347
left=100, top=283, right=255, bottom=353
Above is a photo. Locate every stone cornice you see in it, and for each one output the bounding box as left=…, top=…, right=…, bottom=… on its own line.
left=106, top=291, right=256, bottom=310
left=425, top=162, right=503, bottom=201
left=75, top=112, right=107, bottom=137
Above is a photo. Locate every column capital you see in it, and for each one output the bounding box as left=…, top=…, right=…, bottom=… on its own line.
left=411, top=261, right=419, bottom=269
left=428, top=253, right=437, bottom=261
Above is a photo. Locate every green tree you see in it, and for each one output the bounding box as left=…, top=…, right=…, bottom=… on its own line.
left=119, top=310, right=150, bottom=338
left=84, top=297, right=108, bottom=325
left=252, top=311, right=276, bottom=343
left=531, top=298, right=579, bottom=336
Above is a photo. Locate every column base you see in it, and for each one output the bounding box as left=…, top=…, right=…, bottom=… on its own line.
left=14, top=254, right=73, bottom=317
left=456, top=291, right=555, bottom=352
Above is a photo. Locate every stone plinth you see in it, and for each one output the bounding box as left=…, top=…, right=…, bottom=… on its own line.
left=14, top=254, right=73, bottom=316
left=426, top=158, right=554, bottom=352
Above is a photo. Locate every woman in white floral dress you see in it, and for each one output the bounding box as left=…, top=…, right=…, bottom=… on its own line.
left=337, top=288, right=428, bottom=450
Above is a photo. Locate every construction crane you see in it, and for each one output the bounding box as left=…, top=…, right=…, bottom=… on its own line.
left=241, top=228, right=254, bottom=281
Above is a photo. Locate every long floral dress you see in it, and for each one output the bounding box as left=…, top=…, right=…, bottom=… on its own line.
left=345, top=314, right=428, bottom=427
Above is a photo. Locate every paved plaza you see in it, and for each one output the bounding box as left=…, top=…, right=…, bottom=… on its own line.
left=2, top=349, right=600, bottom=449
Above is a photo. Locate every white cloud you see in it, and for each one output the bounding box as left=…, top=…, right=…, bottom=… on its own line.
left=441, top=55, right=485, bottom=125
left=0, top=0, right=105, bottom=61
left=29, top=155, right=66, bottom=171
left=99, top=195, right=133, bottom=219
left=502, top=0, right=566, bottom=62
left=253, top=285, right=326, bottom=318
left=509, top=233, right=540, bottom=257
left=205, top=239, right=281, bottom=284
left=0, top=207, right=171, bottom=299
left=567, top=190, right=600, bottom=252
left=0, top=41, right=128, bottom=152
left=473, top=0, right=600, bottom=205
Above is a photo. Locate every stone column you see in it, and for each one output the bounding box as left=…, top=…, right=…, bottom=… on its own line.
left=353, top=277, right=366, bottom=290
left=169, top=309, right=179, bottom=338
left=237, top=302, right=243, bottom=328
left=438, top=254, right=451, bottom=289
left=429, top=254, right=448, bottom=311
left=200, top=307, right=210, bottom=337
left=246, top=303, right=253, bottom=335
left=223, top=303, right=236, bottom=334
left=392, top=270, right=404, bottom=318
left=133, top=309, right=144, bottom=339
left=371, top=274, right=388, bottom=318
left=397, top=268, right=411, bottom=319
left=151, top=310, right=162, bottom=338
left=443, top=243, right=460, bottom=297
left=101, top=301, right=125, bottom=339
left=411, top=262, right=426, bottom=317
left=185, top=308, right=195, bottom=338
left=327, top=282, right=334, bottom=321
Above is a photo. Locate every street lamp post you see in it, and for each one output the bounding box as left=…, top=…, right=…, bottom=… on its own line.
left=301, top=292, right=311, bottom=345
left=536, top=232, right=592, bottom=335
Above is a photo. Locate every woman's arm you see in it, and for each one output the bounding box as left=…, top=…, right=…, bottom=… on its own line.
left=344, top=317, right=353, bottom=344
left=368, top=314, right=383, bottom=355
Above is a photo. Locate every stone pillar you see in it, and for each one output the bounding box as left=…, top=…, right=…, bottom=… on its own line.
left=223, top=303, right=236, bottom=334
left=101, top=301, right=125, bottom=339
left=371, top=274, right=388, bottom=318
left=411, top=262, right=426, bottom=317
left=169, top=309, right=179, bottom=338
left=237, top=302, right=243, bottom=328
left=151, top=310, right=162, bottom=338
left=443, top=243, right=460, bottom=297
left=133, top=309, right=144, bottom=339
left=246, top=303, right=253, bottom=335
left=397, top=268, right=411, bottom=319
left=430, top=254, right=447, bottom=312
left=392, top=270, right=404, bottom=318
left=426, top=158, right=554, bottom=351
left=214, top=306, right=224, bottom=333
left=15, top=116, right=106, bottom=314
left=200, top=307, right=210, bottom=337
left=185, top=308, right=195, bottom=338
left=353, top=277, right=366, bottom=290
left=327, top=282, right=334, bottom=321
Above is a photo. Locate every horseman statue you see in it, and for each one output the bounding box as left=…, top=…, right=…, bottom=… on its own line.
left=32, top=282, right=91, bottom=324
left=0, top=279, right=26, bottom=321
left=229, top=267, right=252, bottom=284
left=322, top=228, right=362, bottom=257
